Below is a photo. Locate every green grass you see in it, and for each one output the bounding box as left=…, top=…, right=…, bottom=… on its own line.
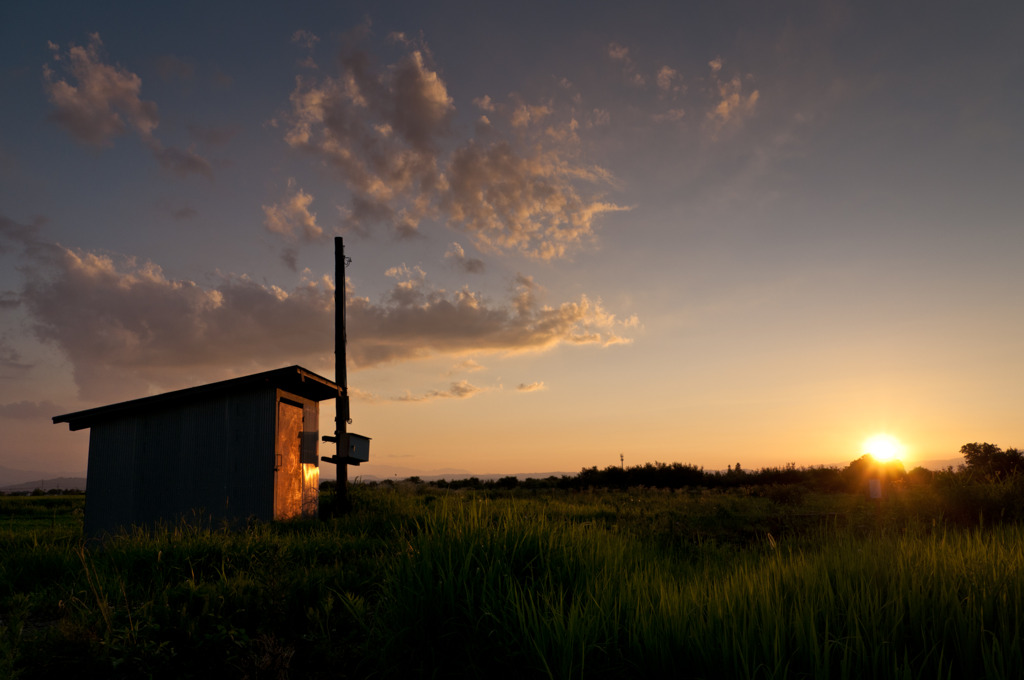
left=1, top=486, right=1022, bottom=679
left=0, top=495, right=85, bottom=533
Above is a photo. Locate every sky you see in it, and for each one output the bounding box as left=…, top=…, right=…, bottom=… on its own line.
left=2, top=1, right=1022, bottom=479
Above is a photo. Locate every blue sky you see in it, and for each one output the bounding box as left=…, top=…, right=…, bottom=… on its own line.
left=2, top=1, right=1022, bottom=478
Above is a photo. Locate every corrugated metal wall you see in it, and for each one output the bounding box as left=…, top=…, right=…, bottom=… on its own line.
left=85, top=418, right=142, bottom=536
left=229, top=389, right=277, bottom=521
left=85, top=387, right=281, bottom=535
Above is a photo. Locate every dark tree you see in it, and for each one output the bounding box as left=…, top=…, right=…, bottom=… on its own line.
left=959, top=442, right=1024, bottom=481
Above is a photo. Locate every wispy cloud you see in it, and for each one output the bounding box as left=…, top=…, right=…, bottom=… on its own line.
left=262, top=180, right=327, bottom=271
left=0, top=340, right=32, bottom=378
left=607, top=42, right=646, bottom=86
left=282, top=34, right=628, bottom=259
left=0, top=292, right=21, bottom=309
left=43, top=33, right=212, bottom=178
left=444, top=241, right=484, bottom=274
left=516, top=381, right=546, bottom=392
left=705, top=58, right=759, bottom=137
left=600, top=44, right=758, bottom=133
left=292, top=30, right=319, bottom=49
left=656, top=65, right=685, bottom=95
left=447, top=358, right=484, bottom=374
left=351, top=379, right=488, bottom=403
left=653, top=108, right=686, bottom=123
left=291, top=29, right=320, bottom=69
left=262, top=179, right=326, bottom=244
left=393, top=380, right=484, bottom=402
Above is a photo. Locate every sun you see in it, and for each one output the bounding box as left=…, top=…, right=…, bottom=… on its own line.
left=863, top=434, right=904, bottom=463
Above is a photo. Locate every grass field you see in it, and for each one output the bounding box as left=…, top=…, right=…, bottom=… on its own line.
left=1, top=483, right=1022, bottom=679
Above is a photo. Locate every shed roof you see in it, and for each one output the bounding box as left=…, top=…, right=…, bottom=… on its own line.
left=53, top=365, right=340, bottom=431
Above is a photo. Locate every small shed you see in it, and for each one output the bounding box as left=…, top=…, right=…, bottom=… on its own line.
left=53, top=366, right=340, bottom=535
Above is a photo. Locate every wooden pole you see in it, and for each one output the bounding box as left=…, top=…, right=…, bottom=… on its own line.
left=334, top=236, right=351, bottom=513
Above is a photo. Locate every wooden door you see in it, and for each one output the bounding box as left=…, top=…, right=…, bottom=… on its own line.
left=274, top=400, right=304, bottom=520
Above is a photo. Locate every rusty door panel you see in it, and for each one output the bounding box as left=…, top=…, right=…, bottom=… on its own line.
left=274, top=400, right=304, bottom=520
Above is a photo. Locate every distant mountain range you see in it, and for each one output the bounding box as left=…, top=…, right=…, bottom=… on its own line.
left=0, top=477, right=87, bottom=492
left=0, top=465, right=87, bottom=492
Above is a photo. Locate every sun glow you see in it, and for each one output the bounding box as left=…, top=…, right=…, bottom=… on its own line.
left=863, top=433, right=904, bottom=463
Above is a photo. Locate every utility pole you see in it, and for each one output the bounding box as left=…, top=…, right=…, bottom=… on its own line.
left=321, top=236, right=370, bottom=516
left=321, top=237, right=352, bottom=515
left=334, top=237, right=351, bottom=512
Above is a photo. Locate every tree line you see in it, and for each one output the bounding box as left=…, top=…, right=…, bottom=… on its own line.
left=393, top=442, right=1023, bottom=495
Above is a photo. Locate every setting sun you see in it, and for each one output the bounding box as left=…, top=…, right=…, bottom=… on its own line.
left=863, top=434, right=904, bottom=463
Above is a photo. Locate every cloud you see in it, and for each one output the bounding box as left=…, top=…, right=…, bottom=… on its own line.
left=43, top=34, right=212, bottom=178
left=607, top=43, right=630, bottom=62
left=4, top=224, right=637, bottom=402
left=5, top=229, right=334, bottom=400
left=280, top=247, right=299, bottom=272
left=511, top=101, right=553, bottom=128
left=473, top=95, right=496, bottom=112
left=347, top=270, right=638, bottom=367
left=702, top=57, right=758, bottom=136
left=0, top=214, right=47, bottom=256
left=282, top=36, right=627, bottom=259
left=656, top=65, right=684, bottom=95
left=170, top=206, right=197, bottom=220
left=291, top=29, right=320, bottom=68
left=599, top=46, right=757, bottom=137
left=516, top=381, right=546, bottom=392
left=447, top=358, right=484, bottom=374
left=590, top=109, right=611, bottom=127
left=0, top=341, right=32, bottom=378
left=43, top=33, right=158, bottom=146
left=0, top=292, right=21, bottom=309
left=0, top=400, right=61, bottom=420
left=607, top=42, right=646, bottom=87
left=653, top=108, right=686, bottom=123
left=444, top=242, right=484, bottom=274
left=351, top=379, right=487, bottom=403
left=442, top=141, right=630, bottom=259
left=283, top=45, right=451, bottom=236
left=707, top=74, right=760, bottom=134
left=393, top=380, right=484, bottom=402
left=262, top=179, right=326, bottom=243
left=291, top=29, right=319, bottom=50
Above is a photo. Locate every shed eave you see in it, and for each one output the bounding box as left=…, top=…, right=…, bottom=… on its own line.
left=53, top=365, right=340, bottom=431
